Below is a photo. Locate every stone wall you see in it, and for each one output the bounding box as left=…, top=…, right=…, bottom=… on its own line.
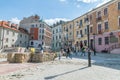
left=7, top=52, right=56, bottom=63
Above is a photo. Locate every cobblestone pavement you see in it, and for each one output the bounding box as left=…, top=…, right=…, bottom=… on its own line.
left=0, top=53, right=120, bottom=80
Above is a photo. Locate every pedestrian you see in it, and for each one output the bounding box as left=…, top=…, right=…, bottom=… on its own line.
left=66, top=47, right=70, bottom=58
left=40, top=46, right=44, bottom=54
left=80, top=46, right=86, bottom=56
left=69, top=48, right=73, bottom=59
left=58, top=48, right=63, bottom=60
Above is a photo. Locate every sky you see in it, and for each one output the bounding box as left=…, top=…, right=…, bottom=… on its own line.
left=0, top=0, right=111, bottom=25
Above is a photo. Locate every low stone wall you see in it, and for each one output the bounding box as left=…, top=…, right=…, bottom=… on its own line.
left=7, top=52, right=56, bottom=63
left=7, top=53, right=30, bottom=63
left=32, top=53, right=55, bottom=62
left=0, top=54, right=7, bottom=58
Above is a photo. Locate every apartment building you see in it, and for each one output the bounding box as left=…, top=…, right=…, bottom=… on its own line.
left=62, top=21, right=74, bottom=48
left=0, top=21, right=29, bottom=49
left=73, top=0, right=120, bottom=52
left=20, top=15, right=52, bottom=49
left=52, top=21, right=64, bottom=51
left=73, top=14, right=89, bottom=51
left=88, top=0, right=120, bottom=52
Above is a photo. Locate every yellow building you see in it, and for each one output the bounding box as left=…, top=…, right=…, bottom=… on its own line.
left=73, top=14, right=89, bottom=51
left=62, top=21, right=74, bottom=48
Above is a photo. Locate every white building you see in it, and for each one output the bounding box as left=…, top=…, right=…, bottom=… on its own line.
left=0, top=21, right=29, bottom=50
left=20, top=15, right=52, bottom=49
left=52, top=21, right=64, bottom=51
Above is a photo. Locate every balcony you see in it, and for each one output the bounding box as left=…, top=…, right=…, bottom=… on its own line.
left=96, top=17, right=102, bottom=22
left=77, top=35, right=81, bottom=38
left=98, top=30, right=103, bottom=34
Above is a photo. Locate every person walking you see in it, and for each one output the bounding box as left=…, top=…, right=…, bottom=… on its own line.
left=69, top=47, right=73, bottom=59
left=80, top=46, right=86, bottom=56
left=66, top=47, right=70, bottom=58
left=58, top=48, right=63, bottom=60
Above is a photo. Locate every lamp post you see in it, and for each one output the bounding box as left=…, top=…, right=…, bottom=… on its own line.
left=87, top=25, right=91, bottom=67
left=93, top=33, right=96, bottom=56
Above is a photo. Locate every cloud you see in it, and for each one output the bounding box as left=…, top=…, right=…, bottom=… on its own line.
left=77, top=0, right=98, bottom=3
left=96, top=0, right=111, bottom=7
left=9, top=17, right=20, bottom=24
left=44, top=18, right=70, bottom=25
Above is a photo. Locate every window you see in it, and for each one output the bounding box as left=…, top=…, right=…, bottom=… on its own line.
left=36, top=24, right=37, bottom=27
left=105, top=37, right=109, bottom=45
left=59, top=42, right=61, bottom=47
left=31, top=25, right=34, bottom=28
left=53, top=36, right=54, bottom=40
left=39, top=35, right=41, bottom=39
left=20, top=34, right=22, bottom=38
left=56, top=43, right=57, bottom=47
left=105, top=22, right=109, bottom=30
left=20, top=41, right=22, bottom=44
left=56, top=29, right=58, bottom=33
left=40, top=24, right=41, bottom=27
left=53, top=30, right=54, bottom=34
left=31, top=42, right=34, bottom=45
left=56, top=36, right=58, bottom=40
left=97, top=11, right=101, bottom=17
left=59, top=29, right=62, bottom=32
left=98, top=38, right=102, bottom=45
left=42, top=35, right=44, bottom=40
left=118, top=2, right=120, bottom=10
left=40, top=29, right=41, bottom=33
left=42, top=29, right=44, bottom=33
left=98, top=24, right=102, bottom=33
left=76, top=31, right=79, bottom=36
left=84, top=40, right=87, bottom=46
left=64, top=27, right=66, bottom=31
left=80, top=20, right=83, bottom=26
left=80, top=30, right=83, bottom=37
left=76, top=21, right=79, bottom=26
left=59, top=35, right=61, bottom=39
left=84, top=29, right=87, bottom=34
left=90, top=27, right=92, bottom=33
left=104, top=8, right=108, bottom=15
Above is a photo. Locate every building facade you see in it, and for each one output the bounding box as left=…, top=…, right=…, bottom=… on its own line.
left=89, top=0, right=120, bottom=52
left=52, top=21, right=64, bottom=51
left=62, top=21, right=74, bottom=49
left=73, top=0, right=120, bottom=52
left=0, top=21, right=29, bottom=49
left=20, top=15, right=52, bottom=49
left=73, top=15, right=89, bottom=51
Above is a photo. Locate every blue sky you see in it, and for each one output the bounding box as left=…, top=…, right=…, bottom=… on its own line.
left=0, top=0, right=111, bottom=25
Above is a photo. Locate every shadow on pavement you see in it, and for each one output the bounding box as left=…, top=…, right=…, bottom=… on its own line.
left=44, top=66, right=88, bottom=80
left=72, top=52, right=120, bottom=70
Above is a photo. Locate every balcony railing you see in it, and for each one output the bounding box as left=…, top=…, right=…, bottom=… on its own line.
left=96, top=17, right=102, bottom=22
left=98, top=30, right=103, bottom=34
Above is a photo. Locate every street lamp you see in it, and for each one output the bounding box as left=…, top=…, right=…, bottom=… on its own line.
left=93, top=33, right=96, bottom=56
left=87, top=25, right=91, bottom=67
